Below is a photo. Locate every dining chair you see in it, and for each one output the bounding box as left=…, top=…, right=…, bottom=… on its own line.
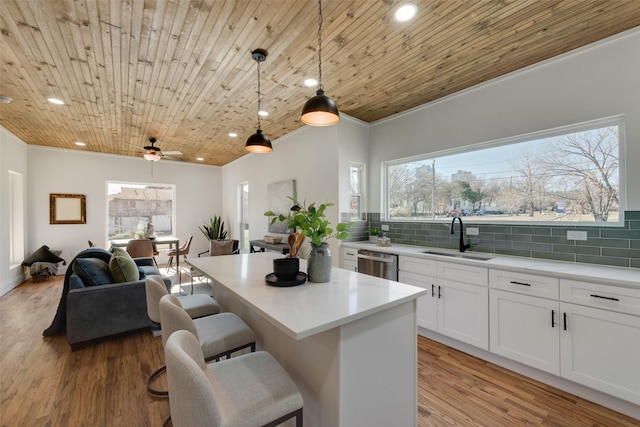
left=165, top=235, right=193, bottom=275
left=125, top=238, right=159, bottom=267
left=165, top=329, right=303, bottom=427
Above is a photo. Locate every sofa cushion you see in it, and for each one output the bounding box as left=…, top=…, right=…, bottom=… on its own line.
left=109, top=254, right=140, bottom=283
left=22, top=245, right=66, bottom=267
left=73, top=258, right=114, bottom=287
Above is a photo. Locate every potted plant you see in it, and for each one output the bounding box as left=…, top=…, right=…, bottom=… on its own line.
left=199, top=216, right=232, bottom=255
left=367, top=227, right=381, bottom=243
left=265, top=198, right=351, bottom=282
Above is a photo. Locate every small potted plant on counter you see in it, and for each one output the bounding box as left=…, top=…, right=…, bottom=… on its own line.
left=367, top=227, right=381, bottom=243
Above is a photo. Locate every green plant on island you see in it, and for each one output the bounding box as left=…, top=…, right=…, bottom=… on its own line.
left=199, top=216, right=228, bottom=240
left=265, top=198, right=352, bottom=247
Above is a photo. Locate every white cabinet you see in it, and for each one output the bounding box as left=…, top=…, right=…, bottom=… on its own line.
left=399, top=256, right=488, bottom=350
left=489, top=270, right=560, bottom=374
left=438, top=276, right=489, bottom=350
left=489, top=270, right=640, bottom=405
left=398, top=257, right=437, bottom=330
left=559, top=279, right=640, bottom=404
left=341, top=246, right=358, bottom=272
left=490, top=289, right=560, bottom=374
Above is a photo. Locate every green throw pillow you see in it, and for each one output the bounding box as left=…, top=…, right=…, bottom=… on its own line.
left=109, top=246, right=129, bottom=258
left=109, top=254, right=140, bottom=283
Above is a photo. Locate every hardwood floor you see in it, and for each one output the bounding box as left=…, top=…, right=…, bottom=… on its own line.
left=1, top=276, right=638, bottom=427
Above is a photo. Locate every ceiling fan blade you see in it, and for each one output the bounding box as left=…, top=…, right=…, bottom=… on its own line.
left=162, top=154, right=185, bottom=161
left=162, top=150, right=183, bottom=155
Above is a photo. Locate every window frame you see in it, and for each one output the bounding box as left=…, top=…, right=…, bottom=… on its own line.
left=349, top=162, right=366, bottom=221
left=382, top=116, right=626, bottom=226
left=106, top=181, right=177, bottom=241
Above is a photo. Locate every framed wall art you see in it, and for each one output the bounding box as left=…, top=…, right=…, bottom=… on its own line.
left=50, top=193, right=86, bottom=224
left=267, top=179, right=296, bottom=234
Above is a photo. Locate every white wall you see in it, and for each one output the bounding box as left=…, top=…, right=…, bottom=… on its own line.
left=369, top=28, right=640, bottom=211
left=222, top=117, right=369, bottom=261
left=27, top=146, right=222, bottom=276
left=337, top=116, right=370, bottom=216
left=0, top=126, right=29, bottom=294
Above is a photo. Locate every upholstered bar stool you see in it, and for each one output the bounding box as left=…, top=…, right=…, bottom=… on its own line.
left=166, top=330, right=303, bottom=427
left=145, top=276, right=221, bottom=396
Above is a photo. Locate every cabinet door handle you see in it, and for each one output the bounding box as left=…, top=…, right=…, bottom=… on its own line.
left=431, top=284, right=435, bottom=297
left=563, top=312, right=567, bottom=331
left=551, top=309, right=555, bottom=328
left=590, top=294, right=620, bottom=302
left=438, top=286, right=442, bottom=299
left=509, top=280, right=531, bottom=287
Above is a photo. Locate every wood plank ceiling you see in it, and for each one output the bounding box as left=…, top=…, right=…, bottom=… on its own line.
left=1, top=0, right=639, bottom=166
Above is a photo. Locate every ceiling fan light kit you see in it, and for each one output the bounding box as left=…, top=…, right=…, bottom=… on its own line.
left=301, top=0, right=340, bottom=127
left=246, top=49, right=273, bottom=153
left=144, top=151, right=162, bottom=162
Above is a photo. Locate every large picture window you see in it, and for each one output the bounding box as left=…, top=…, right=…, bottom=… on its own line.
left=383, top=117, right=624, bottom=225
left=107, top=182, right=175, bottom=239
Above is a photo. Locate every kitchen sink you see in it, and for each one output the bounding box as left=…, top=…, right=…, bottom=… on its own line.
left=421, top=250, right=493, bottom=261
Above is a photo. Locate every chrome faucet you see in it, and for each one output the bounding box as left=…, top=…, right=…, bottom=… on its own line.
left=451, top=215, right=471, bottom=252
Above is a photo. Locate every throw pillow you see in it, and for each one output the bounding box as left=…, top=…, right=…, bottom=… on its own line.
left=109, top=254, right=140, bottom=283
left=22, top=245, right=66, bottom=267
left=73, top=258, right=114, bottom=287
left=109, top=246, right=129, bottom=258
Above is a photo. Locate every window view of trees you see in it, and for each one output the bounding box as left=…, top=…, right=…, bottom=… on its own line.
left=108, top=183, right=174, bottom=239
left=384, top=119, right=622, bottom=224
left=350, top=163, right=365, bottom=220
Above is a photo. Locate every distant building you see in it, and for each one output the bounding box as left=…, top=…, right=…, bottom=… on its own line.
left=451, top=170, right=473, bottom=182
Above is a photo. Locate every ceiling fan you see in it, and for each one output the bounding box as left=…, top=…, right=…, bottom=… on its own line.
left=136, top=138, right=183, bottom=162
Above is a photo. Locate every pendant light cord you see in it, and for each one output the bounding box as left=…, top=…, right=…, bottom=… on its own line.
left=256, top=59, right=262, bottom=130
left=317, top=0, right=323, bottom=91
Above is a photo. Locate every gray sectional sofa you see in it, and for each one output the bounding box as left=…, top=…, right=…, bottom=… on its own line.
left=43, top=247, right=172, bottom=349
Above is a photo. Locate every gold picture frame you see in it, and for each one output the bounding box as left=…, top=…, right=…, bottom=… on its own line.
left=50, top=193, right=86, bottom=224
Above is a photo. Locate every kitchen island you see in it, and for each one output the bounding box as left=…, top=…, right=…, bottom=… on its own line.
left=187, top=252, right=427, bottom=427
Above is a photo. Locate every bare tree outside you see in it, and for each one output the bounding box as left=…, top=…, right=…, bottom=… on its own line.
left=541, top=127, right=619, bottom=222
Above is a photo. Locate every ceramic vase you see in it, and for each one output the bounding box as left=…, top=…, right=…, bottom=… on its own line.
left=307, top=242, right=332, bottom=282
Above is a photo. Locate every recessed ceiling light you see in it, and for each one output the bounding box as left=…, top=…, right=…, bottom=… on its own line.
left=47, top=97, right=65, bottom=105
left=0, top=95, right=12, bottom=103
left=394, top=4, right=417, bottom=22
left=74, top=142, right=86, bottom=146
left=258, top=110, right=269, bottom=117
left=304, top=78, right=318, bottom=87
left=228, top=132, right=238, bottom=138
left=196, top=157, right=204, bottom=161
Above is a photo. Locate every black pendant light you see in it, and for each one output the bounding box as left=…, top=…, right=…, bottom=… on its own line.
left=301, top=0, right=340, bottom=126
left=245, top=49, right=272, bottom=153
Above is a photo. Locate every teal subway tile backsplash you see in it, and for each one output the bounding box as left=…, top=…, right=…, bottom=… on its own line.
left=347, top=211, right=640, bottom=269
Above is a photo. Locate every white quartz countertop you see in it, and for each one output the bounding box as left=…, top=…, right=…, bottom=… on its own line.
left=342, top=242, right=640, bottom=289
left=187, top=252, right=427, bottom=340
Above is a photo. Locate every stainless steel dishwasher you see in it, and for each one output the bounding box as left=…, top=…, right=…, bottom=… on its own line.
left=357, top=249, right=398, bottom=281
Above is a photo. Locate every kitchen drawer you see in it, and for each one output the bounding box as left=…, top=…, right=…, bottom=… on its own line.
left=438, top=261, right=488, bottom=286
left=490, top=269, right=559, bottom=299
left=560, top=279, right=640, bottom=316
left=399, top=270, right=436, bottom=289
left=342, top=247, right=358, bottom=262
left=399, top=256, right=437, bottom=276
